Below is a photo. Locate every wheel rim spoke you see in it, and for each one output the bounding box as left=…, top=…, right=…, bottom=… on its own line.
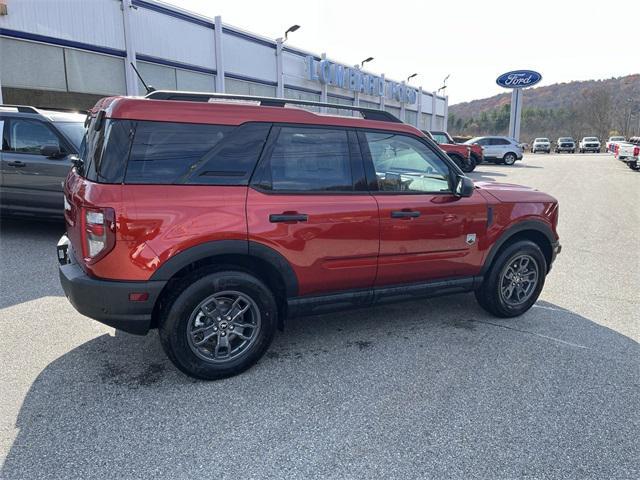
left=187, top=290, right=261, bottom=364
left=214, top=333, right=231, bottom=359
left=499, top=254, right=539, bottom=306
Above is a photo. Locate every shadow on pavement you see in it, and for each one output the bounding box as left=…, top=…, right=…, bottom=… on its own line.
left=2, top=295, right=638, bottom=479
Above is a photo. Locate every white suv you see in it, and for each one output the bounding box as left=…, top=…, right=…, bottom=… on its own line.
left=531, top=138, right=551, bottom=153
left=464, top=136, right=524, bottom=165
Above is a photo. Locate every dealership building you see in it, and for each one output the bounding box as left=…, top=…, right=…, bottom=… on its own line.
left=0, top=0, right=448, bottom=129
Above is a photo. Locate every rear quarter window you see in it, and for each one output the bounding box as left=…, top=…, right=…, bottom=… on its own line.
left=124, top=121, right=270, bottom=185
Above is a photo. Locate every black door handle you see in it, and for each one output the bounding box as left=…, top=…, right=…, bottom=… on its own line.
left=269, top=213, right=308, bottom=223
left=391, top=210, right=420, bottom=218
left=7, top=161, right=26, bottom=167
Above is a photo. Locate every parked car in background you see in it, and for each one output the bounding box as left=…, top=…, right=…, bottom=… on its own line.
left=430, top=130, right=484, bottom=167
left=463, top=136, right=524, bottom=165
left=424, top=130, right=475, bottom=172
left=615, top=143, right=640, bottom=170
left=579, top=137, right=601, bottom=153
left=57, top=91, right=561, bottom=380
left=1, top=105, right=85, bottom=218
left=605, top=136, right=627, bottom=153
left=555, top=137, right=576, bottom=153
left=531, top=138, right=551, bottom=154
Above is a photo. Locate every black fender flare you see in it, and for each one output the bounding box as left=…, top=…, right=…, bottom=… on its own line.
left=481, top=220, right=556, bottom=275
left=149, top=240, right=299, bottom=297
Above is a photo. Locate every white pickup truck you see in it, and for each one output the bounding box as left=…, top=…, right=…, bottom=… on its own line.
left=615, top=143, right=640, bottom=170
left=579, top=137, right=601, bottom=153
left=605, top=136, right=626, bottom=153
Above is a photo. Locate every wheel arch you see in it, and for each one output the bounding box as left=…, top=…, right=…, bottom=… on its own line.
left=149, top=240, right=298, bottom=329
left=481, top=221, right=555, bottom=275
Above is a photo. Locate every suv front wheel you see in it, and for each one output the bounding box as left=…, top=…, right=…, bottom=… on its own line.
left=475, top=240, right=546, bottom=317
left=503, top=152, right=517, bottom=165
left=159, top=270, right=278, bottom=380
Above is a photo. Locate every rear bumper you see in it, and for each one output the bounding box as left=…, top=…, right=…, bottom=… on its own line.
left=58, top=237, right=166, bottom=335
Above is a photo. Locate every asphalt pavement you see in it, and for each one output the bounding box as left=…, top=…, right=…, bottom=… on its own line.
left=0, top=153, right=638, bottom=479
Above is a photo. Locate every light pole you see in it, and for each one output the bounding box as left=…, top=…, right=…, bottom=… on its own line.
left=407, top=73, right=418, bottom=83
left=276, top=25, right=300, bottom=97
left=360, top=57, right=374, bottom=68
left=283, top=24, right=300, bottom=42
left=437, top=74, right=450, bottom=94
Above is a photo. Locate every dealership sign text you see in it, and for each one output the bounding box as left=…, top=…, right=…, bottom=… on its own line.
left=307, top=56, right=417, bottom=104
left=496, top=70, right=542, bottom=89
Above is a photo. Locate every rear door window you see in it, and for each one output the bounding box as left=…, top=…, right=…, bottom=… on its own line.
left=124, top=121, right=270, bottom=185
left=256, top=126, right=354, bottom=192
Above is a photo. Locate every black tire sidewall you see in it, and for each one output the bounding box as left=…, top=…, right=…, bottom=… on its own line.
left=159, top=271, right=277, bottom=380
left=504, top=153, right=516, bottom=165
left=479, top=241, right=547, bottom=317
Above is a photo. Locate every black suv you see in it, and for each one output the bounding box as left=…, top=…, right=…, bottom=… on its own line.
left=1, top=105, right=85, bottom=218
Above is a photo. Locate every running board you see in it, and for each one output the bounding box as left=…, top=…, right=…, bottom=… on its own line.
left=287, top=276, right=482, bottom=318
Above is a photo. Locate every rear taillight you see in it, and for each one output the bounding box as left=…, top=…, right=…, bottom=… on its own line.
left=634, top=147, right=639, bottom=157
left=81, top=207, right=116, bottom=264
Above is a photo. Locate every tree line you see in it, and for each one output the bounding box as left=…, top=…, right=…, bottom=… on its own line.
left=449, top=85, right=640, bottom=142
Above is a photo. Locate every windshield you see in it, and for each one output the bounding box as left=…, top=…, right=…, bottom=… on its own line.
left=610, top=136, right=625, bottom=141
left=56, top=122, right=86, bottom=150
left=559, top=138, right=573, bottom=142
left=584, top=137, right=598, bottom=141
left=431, top=133, right=449, bottom=144
left=535, top=138, right=549, bottom=142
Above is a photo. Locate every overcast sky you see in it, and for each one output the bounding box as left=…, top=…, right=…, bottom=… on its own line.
left=166, top=0, right=638, bottom=105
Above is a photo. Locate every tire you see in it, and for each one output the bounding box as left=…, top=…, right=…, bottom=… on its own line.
left=158, top=270, right=278, bottom=380
left=503, top=152, right=517, bottom=165
left=475, top=240, right=547, bottom=318
left=461, top=155, right=476, bottom=173
left=571, top=149, right=575, bottom=154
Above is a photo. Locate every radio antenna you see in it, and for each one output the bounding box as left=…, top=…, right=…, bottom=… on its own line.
left=130, top=62, right=155, bottom=94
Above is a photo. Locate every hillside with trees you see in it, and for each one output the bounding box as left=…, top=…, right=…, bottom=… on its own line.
left=448, top=75, right=640, bottom=142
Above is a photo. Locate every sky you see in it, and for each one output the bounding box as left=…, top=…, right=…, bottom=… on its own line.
left=165, top=0, right=639, bottom=105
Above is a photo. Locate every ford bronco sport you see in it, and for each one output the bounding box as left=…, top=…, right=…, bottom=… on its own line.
left=58, top=91, right=561, bottom=380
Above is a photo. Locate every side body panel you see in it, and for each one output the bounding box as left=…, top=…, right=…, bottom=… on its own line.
left=65, top=171, right=248, bottom=281
left=246, top=188, right=380, bottom=296
left=374, top=191, right=488, bottom=285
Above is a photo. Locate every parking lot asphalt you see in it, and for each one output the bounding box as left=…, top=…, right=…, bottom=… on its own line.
left=0, top=153, right=638, bottom=479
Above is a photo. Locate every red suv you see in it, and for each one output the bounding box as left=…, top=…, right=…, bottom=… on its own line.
left=58, top=92, right=561, bottom=380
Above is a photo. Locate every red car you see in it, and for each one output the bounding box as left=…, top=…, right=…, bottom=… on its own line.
left=429, top=130, right=484, bottom=170
left=58, top=92, right=561, bottom=380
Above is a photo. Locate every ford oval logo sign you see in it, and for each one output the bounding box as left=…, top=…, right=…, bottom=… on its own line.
left=496, top=70, right=542, bottom=89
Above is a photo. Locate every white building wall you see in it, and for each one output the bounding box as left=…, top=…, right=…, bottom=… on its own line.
left=222, top=31, right=277, bottom=81
left=131, top=7, right=215, bottom=68
left=0, top=0, right=447, bottom=129
left=0, top=0, right=125, bottom=50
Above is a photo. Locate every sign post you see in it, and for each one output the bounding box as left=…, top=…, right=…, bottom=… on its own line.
left=496, top=70, right=542, bottom=142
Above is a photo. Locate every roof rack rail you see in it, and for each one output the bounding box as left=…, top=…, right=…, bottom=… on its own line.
left=145, top=90, right=402, bottom=123
left=0, top=104, right=39, bottom=114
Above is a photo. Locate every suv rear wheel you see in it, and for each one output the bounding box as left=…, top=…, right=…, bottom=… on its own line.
left=475, top=240, right=546, bottom=317
left=159, top=270, right=277, bottom=380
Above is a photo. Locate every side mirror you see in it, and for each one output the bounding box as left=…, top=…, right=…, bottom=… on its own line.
left=455, top=175, right=474, bottom=197
left=41, top=144, right=63, bottom=159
